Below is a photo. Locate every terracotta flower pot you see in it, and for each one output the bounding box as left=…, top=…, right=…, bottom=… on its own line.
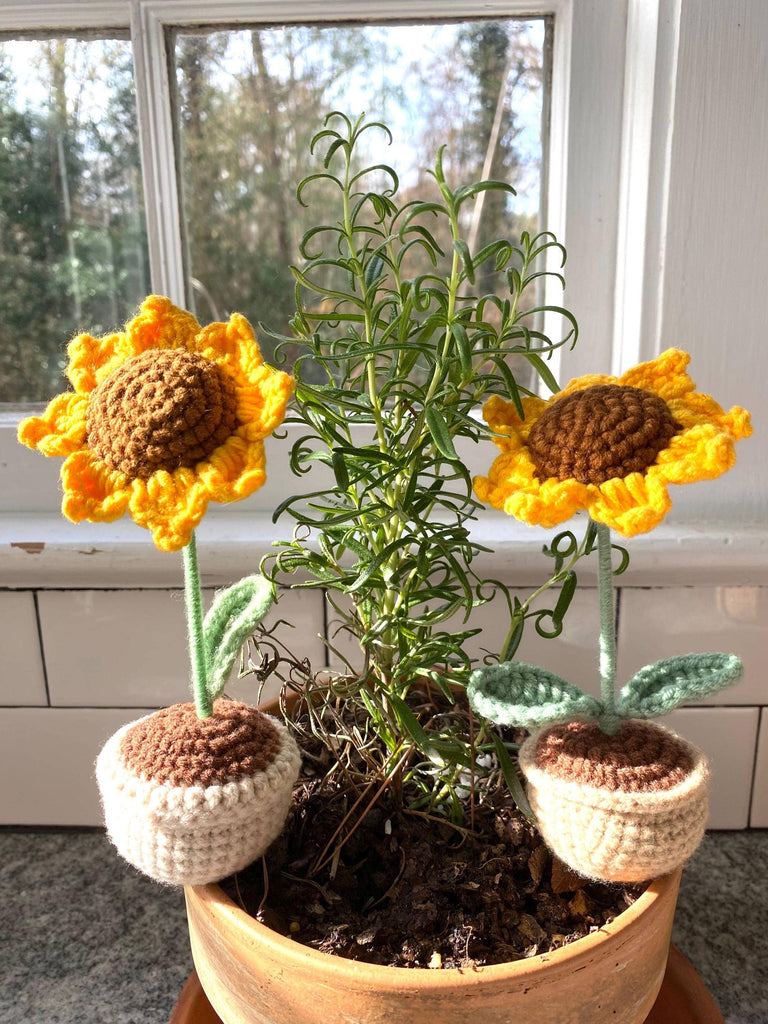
left=518, top=720, right=709, bottom=883
left=183, top=869, right=681, bottom=1024
left=170, top=942, right=725, bottom=1024
left=179, top=696, right=687, bottom=1024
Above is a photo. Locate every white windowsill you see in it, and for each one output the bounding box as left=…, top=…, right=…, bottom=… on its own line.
left=4, top=411, right=766, bottom=589
left=2, top=510, right=766, bottom=589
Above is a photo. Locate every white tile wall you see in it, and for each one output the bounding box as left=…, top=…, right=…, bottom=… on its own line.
left=750, top=709, right=768, bottom=828
left=661, top=706, right=760, bottom=829
left=0, top=592, right=48, bottom=706
left=0, top=707, right=155, bottom=825
left=38, top=589, right=191, bottom=708
left=2, top=583, right=766, bottom=828
left=617, top=587, right=767, bottom=705
left=36, top=586, right=326, bottom=708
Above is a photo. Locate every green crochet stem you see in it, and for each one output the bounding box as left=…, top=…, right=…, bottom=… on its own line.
left=183, top=532, right=213, bottom=719
left=596, top=520, right=619, bottom=734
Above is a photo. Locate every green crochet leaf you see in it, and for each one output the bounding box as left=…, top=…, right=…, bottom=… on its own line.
left=617, top=653, right=743, bottom=719
left=203, top=575, right=276, bottom=701
left=467, top=661, right=603, bottom=729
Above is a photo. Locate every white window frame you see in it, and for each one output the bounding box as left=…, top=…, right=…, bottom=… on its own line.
left=1, top=0, right=765, bottom=588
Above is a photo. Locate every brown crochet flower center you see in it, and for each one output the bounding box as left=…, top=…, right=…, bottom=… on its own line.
left=535, top=720, right=693, bottom=792
left=120, top=700, right=283, bottom=787
left=527, top=384, right=679, bottom=486
left=86, top=349, right=238, bottom=479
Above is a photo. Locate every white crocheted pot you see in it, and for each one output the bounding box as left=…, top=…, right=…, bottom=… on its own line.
left=518, top=719, right=709, bottom=883
left=96, top=700, right=301, bottom=886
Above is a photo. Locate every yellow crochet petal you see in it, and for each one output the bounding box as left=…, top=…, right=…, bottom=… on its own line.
left=482, top=394, right=548, bottom=453
left=474, top=445, right=541, bottom=504
left=559, top=372, right=617, bottom=397
left=195, top=313, right=264, bottom=371
left=619, top=349, right=694, bottom=400
left=721, top=405, right=752, bottom=441
left=66, top=331, right=131, bottom=394
left=586, top=472, right=672, bottom=537
left=128, top=469, right=210, bottom=552
left=17, top=392, right=88, bottom=456
left=671, top=391, right=753, bottom=440
left=197, top=434, right=267, bottom=502
left=474, top=454, right=521, bottom=509
left=125, top=295, right=201, bottom=355
left=474, top=449, right=588, bottom=528
left=190, top=312, right=294, bottom=437
left=653, top=424, right=739, bottom=484
left=504, top=477, right=588, bottom=529
left=60, top=450, right=131, bottom=523
left=667, top=392, right=721, bottom=430
left=483, top=394, right=547, bottom=432
left=236, top=363, right=295, bottom=440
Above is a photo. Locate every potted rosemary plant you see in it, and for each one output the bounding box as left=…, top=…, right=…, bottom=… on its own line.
left=17, top=113, right=750, bottom=1024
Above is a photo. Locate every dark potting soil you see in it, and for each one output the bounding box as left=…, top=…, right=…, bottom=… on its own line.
left=222, top=778, right=644, bottom=970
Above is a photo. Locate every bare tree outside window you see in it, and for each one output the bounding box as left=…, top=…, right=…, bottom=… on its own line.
left=0, top=37, right=150, bottom=404
left=173, top=20, right=550, bottom=382
left=0, top=20, right=548, bottom=404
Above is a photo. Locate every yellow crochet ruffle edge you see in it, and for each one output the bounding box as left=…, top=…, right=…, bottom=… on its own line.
left=473, top=348, right=752, bottom=537
left=18, top=295, right=294, bottom=551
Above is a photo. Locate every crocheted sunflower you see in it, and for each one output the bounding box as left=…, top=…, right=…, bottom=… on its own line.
left=18, top=295, right=294, bottom=551
left=474, top=348, right=752, bottom=536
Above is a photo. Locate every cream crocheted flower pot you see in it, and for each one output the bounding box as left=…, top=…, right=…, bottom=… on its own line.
left=518, top=719, right=709, bottom=883
left=96, top=700, right=301, bottom=886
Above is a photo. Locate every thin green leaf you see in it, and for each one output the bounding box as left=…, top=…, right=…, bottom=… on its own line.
left=453, top=239, right=475, bottom=283
left=533, top=610, right=563, bottom=640
left=617, top=653, right=743, bottom=718
left=611, top=542, right=631, bottom=576
left=331, top=450, right=350, bottom=490
left=203, top=576, right=275, bottom=701
left=364, top=253, right=385, bottom=290
left=453, top=181, right=517, bottom=209
left=492, top=357, right=525, bottom=419
left=523, top=351, right=560, bottom=393
left=552, top=571, right=578, bottom=626
left=468, top=661, right=602, bottom=729
left=344, top=537, right=407, bottom=594
left=425, top=406, right=459, bottom=460
left=296, top=171, right=342, bottom=207
left=500, top=614, right=525, bottom=661
left=451, top=321, right=473, bottom=378
left=490, top=732, right=535, bottom=821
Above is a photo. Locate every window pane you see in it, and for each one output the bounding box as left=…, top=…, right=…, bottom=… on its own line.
left=0, top=37, right=150, bottom=404
left=174, top=20, right=549, bottom=377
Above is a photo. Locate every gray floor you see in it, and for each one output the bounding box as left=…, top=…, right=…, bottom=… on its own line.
left=0, top=828, right=766, bottom=1024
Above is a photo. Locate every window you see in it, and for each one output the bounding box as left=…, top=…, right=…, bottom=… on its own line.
left=0, top=34, right=149, bottom=403
left=172, top=19, right=549, bottom=377
left=7, top=0, right=758, bottom=587
left=0, top=0, right=630, bottom=585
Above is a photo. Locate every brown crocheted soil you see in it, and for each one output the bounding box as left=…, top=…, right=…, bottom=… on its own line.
left=535, top=719, right=693, bottom=792
left=527, top=384, right=679, bottom=485
left=120, top=700, right=282, bottom=786
left=86, top=348, right=238, bottom=479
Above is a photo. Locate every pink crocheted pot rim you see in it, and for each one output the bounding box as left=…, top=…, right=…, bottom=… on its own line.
left=518, top=721, right=709, bottom=814
left=96, top=711, right=301, bottom=829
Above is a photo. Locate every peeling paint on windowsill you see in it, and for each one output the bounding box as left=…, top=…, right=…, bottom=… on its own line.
left=10, top=542, right=45, bottom=555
